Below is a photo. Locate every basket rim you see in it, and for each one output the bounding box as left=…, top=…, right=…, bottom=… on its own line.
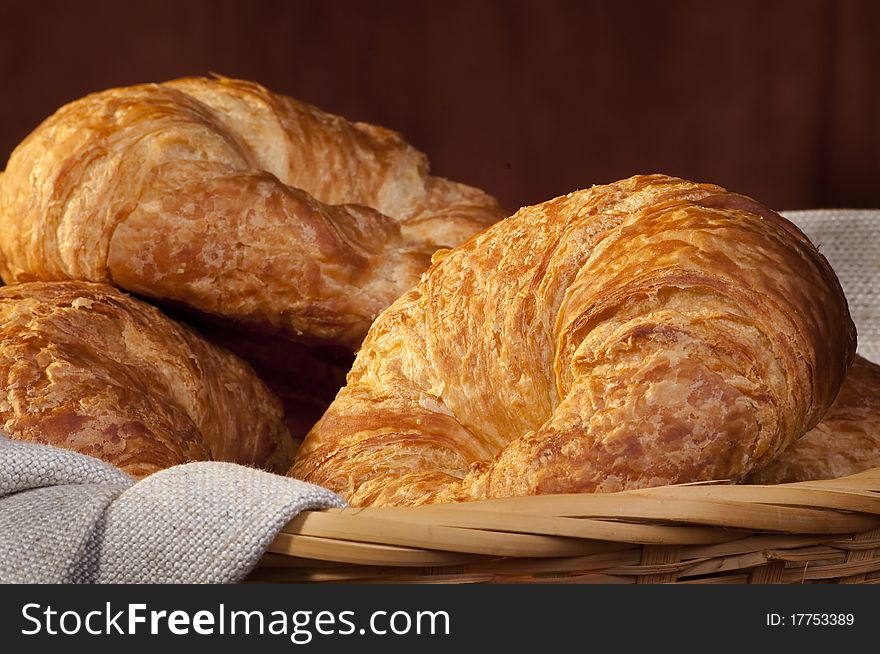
left=261, top=467, right=880, bottom=570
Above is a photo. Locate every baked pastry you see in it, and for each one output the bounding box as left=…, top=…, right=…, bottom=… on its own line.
left=291, top=174, right=856, bottom=506
left=747, top=355, right=880, bottom=484
left=0, top=76, right=504, bottom=443
left=0, top=75, right=503, bottom=350
left=0, top=281, right=294, bottom=478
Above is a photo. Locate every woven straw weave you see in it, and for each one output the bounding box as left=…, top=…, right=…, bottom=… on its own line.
left=784, top=210, right=880, bottom=363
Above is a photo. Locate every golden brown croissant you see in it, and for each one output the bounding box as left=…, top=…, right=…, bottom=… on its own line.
left=747, top=355, right=880, bottom=484
left=291, top=174, right=856, bottom=506
left=0, top=281, right=294, bottom=478
left=0, top=75, right=504, bottom=350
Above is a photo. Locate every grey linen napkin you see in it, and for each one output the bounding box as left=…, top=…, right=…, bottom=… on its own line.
left=0, top=435, right=344, bottom=583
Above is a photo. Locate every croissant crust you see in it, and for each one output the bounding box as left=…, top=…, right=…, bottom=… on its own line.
left=291, top=174, right=856, bottom=506
left=748, top=355, right=880, bottom=484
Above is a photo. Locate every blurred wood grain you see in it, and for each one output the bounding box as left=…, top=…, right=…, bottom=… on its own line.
left=1, top=0, right=877, bottom=212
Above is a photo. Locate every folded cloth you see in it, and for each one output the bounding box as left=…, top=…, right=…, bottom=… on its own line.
left=0, top=435, right=344, bottom=583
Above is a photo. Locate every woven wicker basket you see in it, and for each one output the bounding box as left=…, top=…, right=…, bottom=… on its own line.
left=249, top=210, right=880, bottom=584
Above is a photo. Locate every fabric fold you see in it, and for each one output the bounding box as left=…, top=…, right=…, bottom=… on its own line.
left=0, top=435, right=344, bottom=583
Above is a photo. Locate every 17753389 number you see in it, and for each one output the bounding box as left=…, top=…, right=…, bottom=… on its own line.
left=766, top=613, right=855, bottom=627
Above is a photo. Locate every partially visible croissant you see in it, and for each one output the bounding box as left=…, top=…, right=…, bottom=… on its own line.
left=0, top=281, right=294, bottom=478
left=291, top=174, right=856, bottom=506
left=748, top=355, right=880, bottom=484
left=0, top=76, right=503, bottom=350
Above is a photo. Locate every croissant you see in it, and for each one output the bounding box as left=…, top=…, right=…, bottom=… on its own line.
left=0, top=76, right=505, bottom=443
left=747, top=355, right=880, bottom=484
left=0, top=281, right=294, bottom=478
left=291, top=174, right=856, bottom=506
left=0, top=75, right=503, bottom=349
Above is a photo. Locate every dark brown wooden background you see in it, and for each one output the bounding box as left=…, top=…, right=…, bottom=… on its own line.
left=2, top=0, right=878, bottom=213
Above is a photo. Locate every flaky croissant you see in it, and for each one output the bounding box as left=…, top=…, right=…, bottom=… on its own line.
left=0, top=75, right=504, bottom=350
left=291, top=174, right=856, bottom=506
left=0, top=281, right=294, bottom=478
left=748, top=355, right=880, bottom=484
